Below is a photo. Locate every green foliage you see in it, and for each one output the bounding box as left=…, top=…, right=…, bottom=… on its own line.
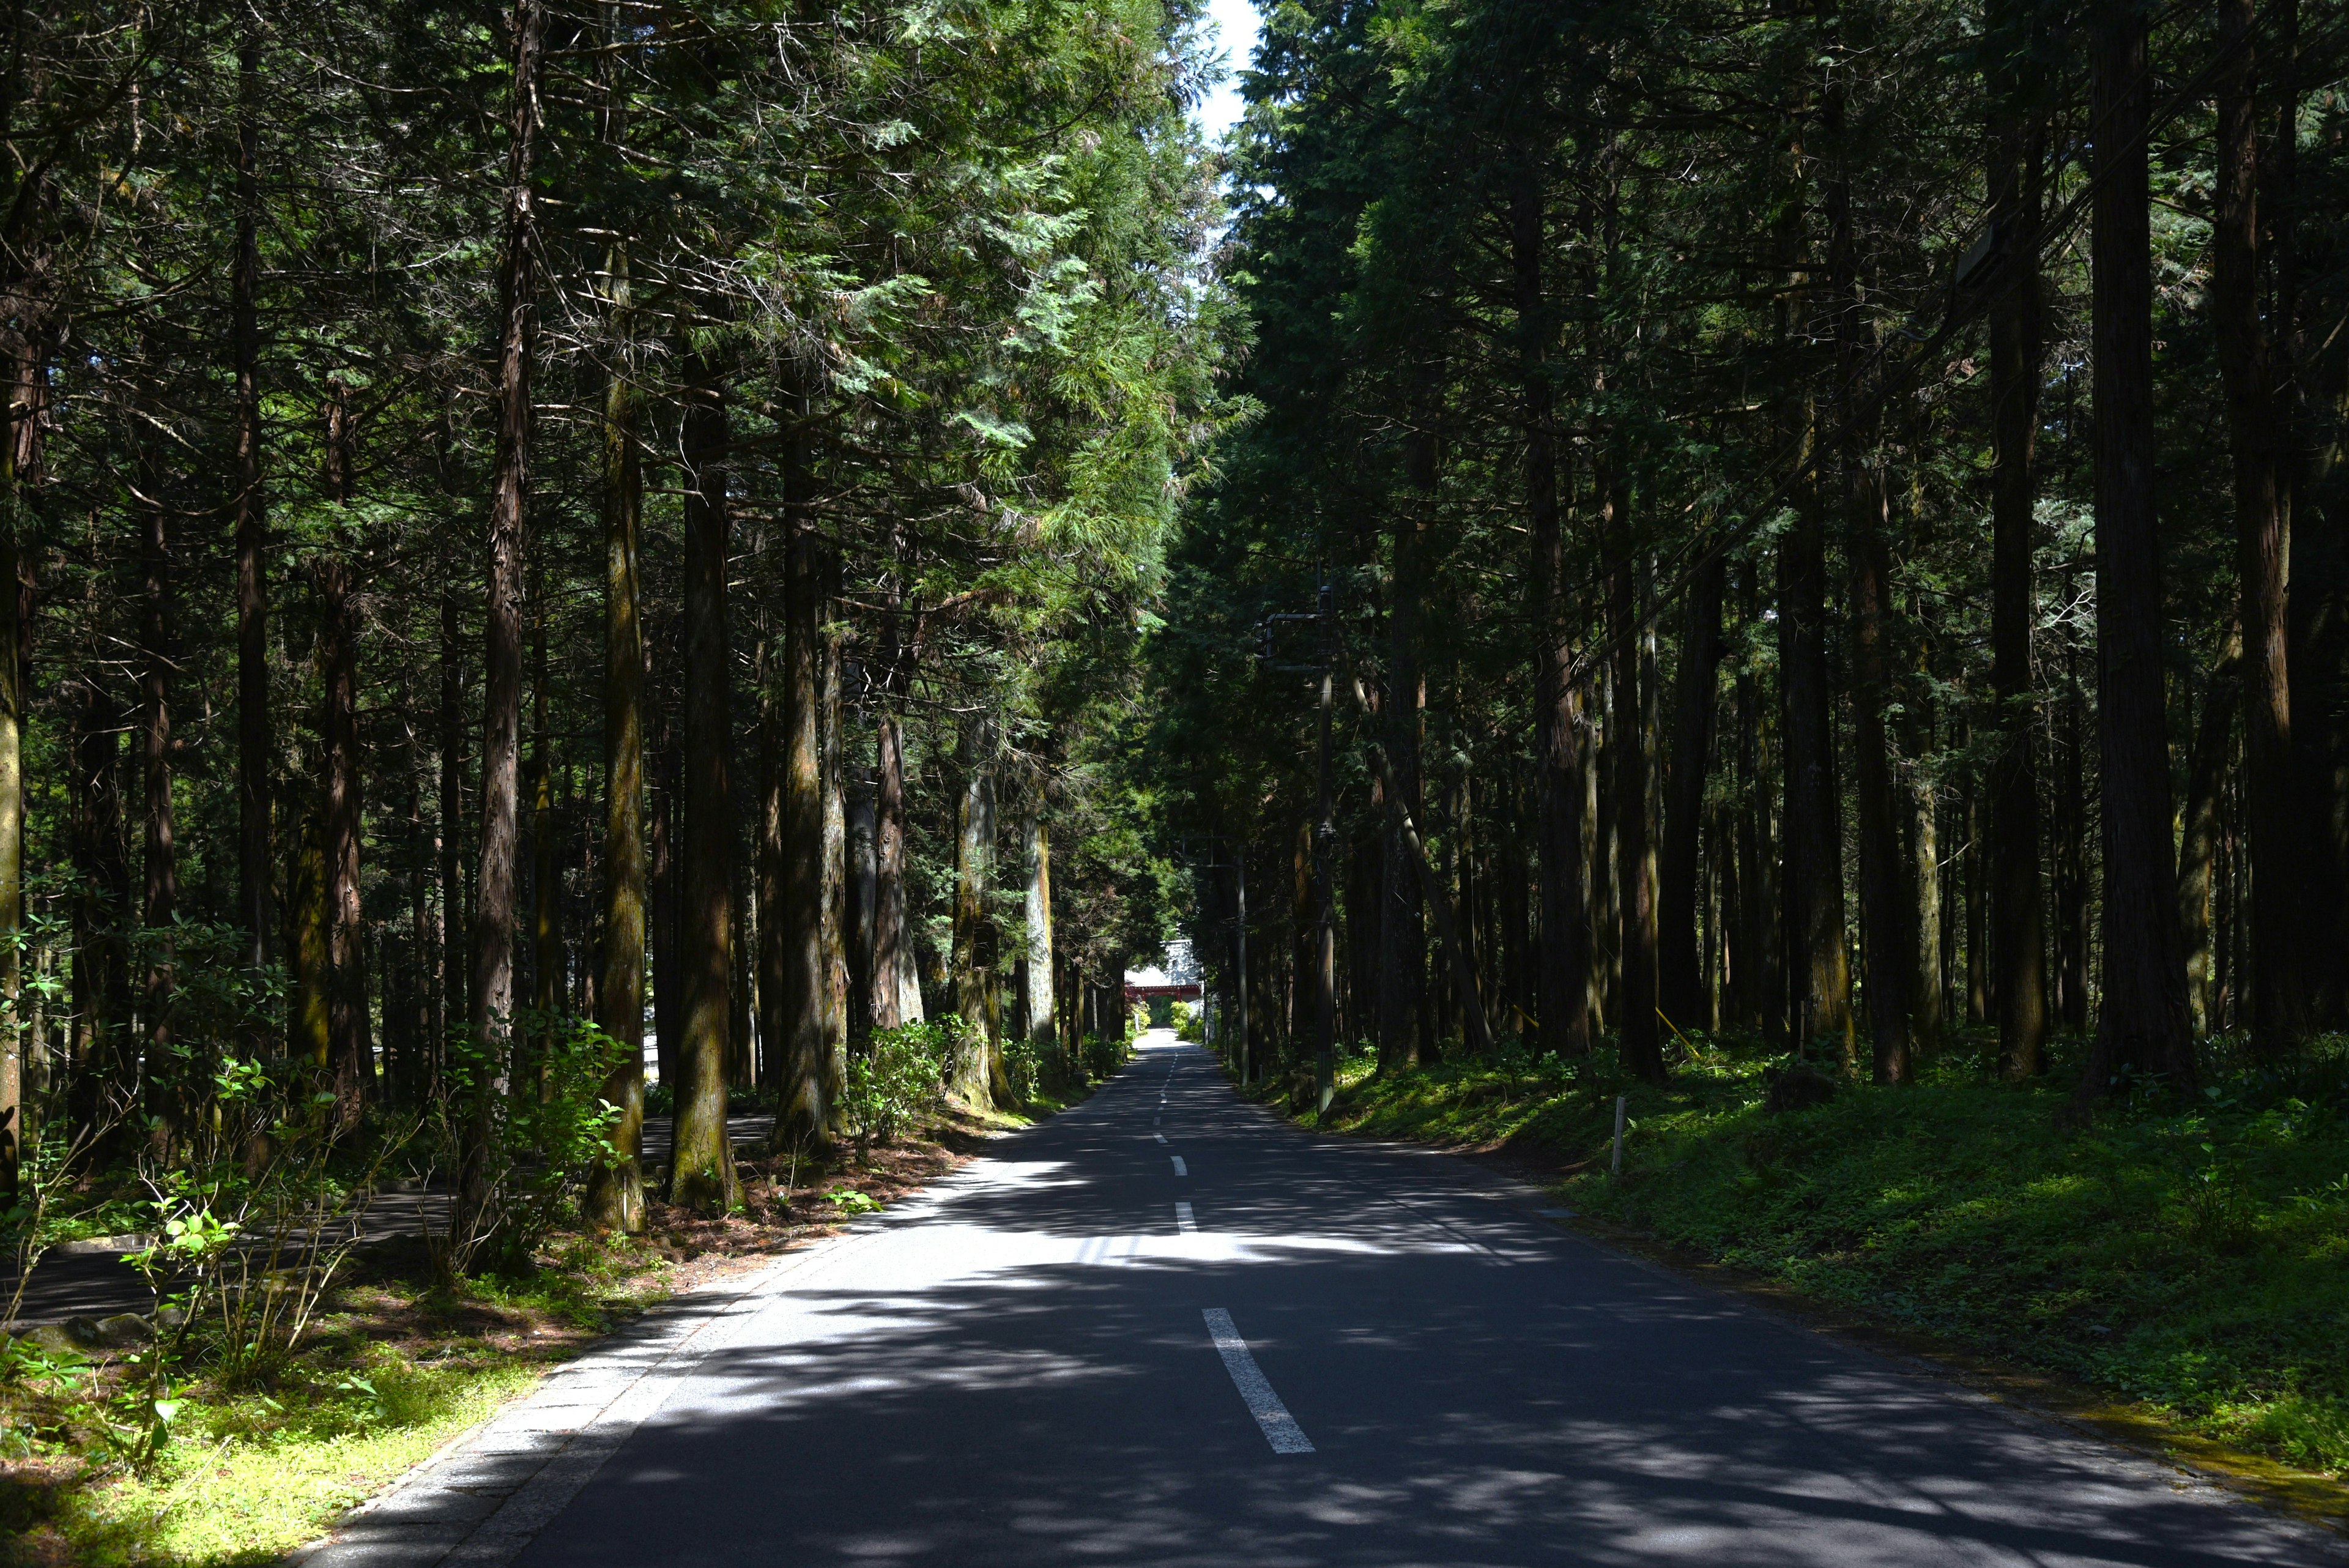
left=1080, top=1031, right=1129, bottom=1082
left=1171, top=1000, right=1201, bottom=1042
left=428, top=1011, right=628, bottom=1275
left=841, top=1019, right=964, bottom=1145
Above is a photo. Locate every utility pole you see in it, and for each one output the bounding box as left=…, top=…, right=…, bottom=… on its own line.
left=1261, top=565, right=1338, bottom=1113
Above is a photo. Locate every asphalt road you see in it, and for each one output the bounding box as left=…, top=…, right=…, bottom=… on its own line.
left=375, top=1032, right=2337, bottom=1568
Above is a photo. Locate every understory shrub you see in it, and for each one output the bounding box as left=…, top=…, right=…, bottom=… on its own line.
left=841, top=1019, right=960, bottom=1144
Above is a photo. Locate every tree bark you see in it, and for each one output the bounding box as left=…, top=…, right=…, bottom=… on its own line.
left=317, top=555, right=368, bottom=1126
left=2082, top=0, right=2197, bottom=1099
left=1379, top=507, right=1428, bottom=1072
left=2213, top=0, right=2299, bottom=1053
left=0, top=385, right=23, bottom=1192
left=530, top=585, right=558, bottom=1090
left=774, top=384, right=828, bottom=1147
left=1024, top=808, right=1055, bottom=1062
left=1778, top=465, right=1852, bottom=1063
left=668, top=349, right=740, bottom=1212
left=233, top=31, right=269, bottom=973
left=848, top=773, right=877, bottom=1038
left=439, top=593, right=465, bottom=1090
left=2181, top=625, right=2244, bottom=1035
left=1513, top=161, right=1586, bottom=1058
left=872, top=710, right=908, bottom=1033
left=587, top=303, right=646, bottom=1233
left=69, top=678, right=127, bottom=1146
left=650, top=682, right=680, bottom=1088
left=1658, top=554, right=1725, bottom=1033
left=1987, top=69, right=2052, bottom=1077
left=465, top=0, right=545, bottom=1225
left=672, top=352, right=740, bottom=1201
left=1606, top=473, right=1664, bottom=1082
left=139, top=461, right=177, bottom=1142
left=951, top=712, right=997, bottom=1107
left=820, top=614, right=848, bottom=1122
left=1849, top=471, right=1914, bottom=1083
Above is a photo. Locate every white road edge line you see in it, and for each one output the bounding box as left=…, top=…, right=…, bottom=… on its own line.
left=1201, top=1308, right=1315, bottom=1454
left=1171, top=1156, right=1188, bottom=1176
left=1175, top=1201, right=1196, bottom=1233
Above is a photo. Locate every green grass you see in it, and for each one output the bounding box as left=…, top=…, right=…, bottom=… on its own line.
left=59, top=1356, right=544, bottom=1566
left=1299, top=1034, right=2349, bottom=1476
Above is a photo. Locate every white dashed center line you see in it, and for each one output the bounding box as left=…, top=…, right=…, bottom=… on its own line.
left=1171, top=1156, right=1187, bottom=1176
left=1153, top=1133, right=1167, bottom=1145
left=1175, top=1201, right=1196, bottom=1233
left=1202, top=1309, right=1315, bottom=1454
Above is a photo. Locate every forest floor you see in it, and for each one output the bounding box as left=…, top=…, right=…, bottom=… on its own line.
left=0, top=1096, right=1074, bottom=1568
left=1254, top=1029, right=2349, bottom=1526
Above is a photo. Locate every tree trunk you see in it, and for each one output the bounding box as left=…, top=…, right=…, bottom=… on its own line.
left=1986, top=37, right=2052, bottom=1077
left=530, top=590, right=558, bottom=1089
left=2213, top=0, right=2299, bottom=1054
left=668, top=349, right=740, bottom=1212
left=2181, top=627, right=2243, bottom=1035
left=139, top=470, right=177, bottom=1142
left=1380, top=510, right=1428, bottom=1072
left=848, top=775, right=876, bottom=1039
left=439, top=595, right=465, bottom=1094
left=2054, top=637, right=2091, bottom=1033
left=465, top=0, right=546, bottom=1225
left=951, top=712, right=996, bottom=1107
left=67, top=681, right=116, bottom=1144
left=0, top=434, right=21, bottom=1192
left=318, top=556, right=369, bottom=1126
left=873, top=710, right=906, bottom=1032
left=1732, top=569, right=1775, bottom=1034
left=1778, top=469, right=1852, bottom=1063
left=650, top=684, right=680, bottom=1088
left=755, top=626, right=784, bottom=1085
left=1606, top=475, right=1664, bottom=1082
left=2082, top=0, right=2196, bottom=1098
left=1658, top=554, right=1726, bottom=1034
left=775, top=391, right=828, bottom=1147
left=1849, top=472, right=1914, bottom=1083
left=587, top=307, right=646, bottom=1233
left=1025, top=809, right=1055, bottom=1063
left=289, top=810, right=329, bottom=1072
left=1497, top=770, right=1531, bottom=1040
left=233, top=31, right=269, bottom=974
left=820, top=616, right=848, bottom=1123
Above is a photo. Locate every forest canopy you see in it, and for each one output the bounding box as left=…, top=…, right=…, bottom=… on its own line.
left=1143, top=0, right=2349, bottom=1112
left=0, top=0, right=1232, bottom=1232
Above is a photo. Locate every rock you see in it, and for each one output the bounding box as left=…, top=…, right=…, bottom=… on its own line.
left=94, top=1313, right=154, bottom=1347
left=10, top=1322, right=86, bottom=1356
left=1762, top=1060, right=1838, bottom=1115
left=156, top=1305, right=190, bottom=1330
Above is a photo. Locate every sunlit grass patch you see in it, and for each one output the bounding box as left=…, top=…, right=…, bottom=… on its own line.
left=57, top=1358, right=541, bottom=1566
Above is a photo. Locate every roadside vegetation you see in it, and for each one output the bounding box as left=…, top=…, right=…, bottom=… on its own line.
left=2, top=1017, right=1131, bottom=1567
left=1280, top=1033, right=2349, bottom=1483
